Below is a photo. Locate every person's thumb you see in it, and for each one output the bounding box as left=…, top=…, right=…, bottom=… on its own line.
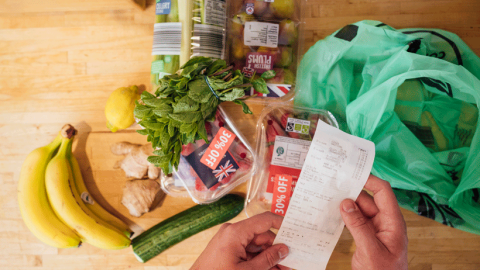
left=240, top=244, right=289, bottom=270
left=340, top=199, right=379, bottom=250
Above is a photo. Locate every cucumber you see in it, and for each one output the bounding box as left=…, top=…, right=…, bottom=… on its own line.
left=131, top=194, right=244, bottom=263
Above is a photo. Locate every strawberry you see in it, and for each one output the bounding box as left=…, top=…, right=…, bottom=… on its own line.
left=265, top=115, right=287, bottom=143
left=195, top=178, right=208, bottom=191
left=181, top=143, right=196, bottom=156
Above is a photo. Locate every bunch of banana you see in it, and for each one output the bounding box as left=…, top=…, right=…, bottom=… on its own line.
left=18, top=124, right=131, bottom=249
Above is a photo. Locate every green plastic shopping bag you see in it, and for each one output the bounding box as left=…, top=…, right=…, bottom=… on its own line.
left=294, top=20, right=480, bottom=234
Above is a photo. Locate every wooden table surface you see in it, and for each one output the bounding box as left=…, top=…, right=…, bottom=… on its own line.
left=1, top=0, right=480, bottom=269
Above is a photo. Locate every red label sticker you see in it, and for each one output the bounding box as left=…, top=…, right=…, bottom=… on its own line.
left=271, top=174, right=293, bottom=216
left=200, top=127, right=236, bottom=170
left=245, top=52, right=276, bottom=73
left=267, top=165, right=300, bottom=197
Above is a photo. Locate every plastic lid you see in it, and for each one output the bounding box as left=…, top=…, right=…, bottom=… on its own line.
left=160, top=106, right=255, bottom=204
left=245, top=103, right=338, bottom=217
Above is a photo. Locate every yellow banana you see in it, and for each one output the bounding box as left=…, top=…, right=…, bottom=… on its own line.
left=68, top=152, right=132, bottom=238
left=18, top=131, right=81, bottom=248
left=45, top=136, right=131, bottom=250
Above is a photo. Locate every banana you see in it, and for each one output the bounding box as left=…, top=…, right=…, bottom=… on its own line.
left=18, top=132, right=81, bottom=248
left=68, top=152, right=132, bottom=238
left=45, top=136, right=131, bottom=250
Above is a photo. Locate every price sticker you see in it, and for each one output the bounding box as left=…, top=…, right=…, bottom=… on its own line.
left=271, top=174, right=292, bottom=216
left=200, top=127, right=236, bottom=170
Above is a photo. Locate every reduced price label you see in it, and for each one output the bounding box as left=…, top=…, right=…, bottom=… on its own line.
left=271, top=174, right=293, bottom=216
left=200, top=127, right=236, bottom=170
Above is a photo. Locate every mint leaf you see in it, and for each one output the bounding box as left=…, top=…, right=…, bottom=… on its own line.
left=197, top=120, right=208, bottom=142
left=261, top=70, right=276, bottom=80
left=234, top=100, right=253, bottom=114
left=148, top=154, right=172, bottom=166
left=181, top=56, right=212, bottom=69
left=136, top=129, right=149, bottom=135
left=188, top=79, right=213, bottom=103
left=252, top=77, right=269, bottom=94
left=144, top=97, right=173, bottom=108
left=169, top=112, right=202, bottom=123
left=134, top=102, right=153, bottom=119
left=180, top=123, right=196, bottom=134
left=173, top=95, right=200, bottom=113
left=140, top=121, right=165, bottom=130
left=141, top=91, right=156, bottom=100
left=206, top=59, right=227, bottom=76
left=168, top=122, right=176, bottom=137
left=220, top=88, right=245, bottom=102
left=152, top=104, right=173, bottom=117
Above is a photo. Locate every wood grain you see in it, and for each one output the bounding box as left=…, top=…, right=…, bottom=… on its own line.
left=1, top=0, right=480, bottom=269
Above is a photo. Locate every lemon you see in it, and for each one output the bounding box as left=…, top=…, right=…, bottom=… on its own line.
left=105, top=85, right=141, bottom=132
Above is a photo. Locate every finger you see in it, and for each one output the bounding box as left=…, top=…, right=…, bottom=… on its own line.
left=340, top=199, right=381, bottom=251
left=231, top=212, right=283, bottom=241
left=240, top=244, right=289, bottom=270
left=246, top=230, right=277, bottom=253
left=364, top=175, right=404, bottom=223
left=356, top=190, right=379, bottom=218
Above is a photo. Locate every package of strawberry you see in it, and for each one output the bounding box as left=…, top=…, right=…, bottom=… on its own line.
left=160, top=106, right=255, bottom=204
left=226, top=0, right=306, bottom=102
left=245, top=103, right=338, bottom=216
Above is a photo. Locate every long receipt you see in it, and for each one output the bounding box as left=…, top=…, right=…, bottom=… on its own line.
left=273, top=120, right=375, bottom=270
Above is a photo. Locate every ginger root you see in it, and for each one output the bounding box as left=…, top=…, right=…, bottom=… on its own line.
left=121, top=179, right=165, bottom=217
left=111, top=142, right=160, bottom=179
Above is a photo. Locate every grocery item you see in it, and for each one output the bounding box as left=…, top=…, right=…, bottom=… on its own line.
left=112, top=142, right=160, bottom=179
left=245, top=103, right=338, bottom=217
left=135, top=56, right=271, bottom=175
left=226, top=0, right=305, bottom=101
left=105, top=85, right=141, bottom=132
left=18, top=126, right=82, bottom=248
left=70, top=152, right=131, bottom=237
left=151, top=0, right=229, bottom=86
left=122, top=179, right=165, bottom=217
left=131, top=193, right=244, bottom=263
left=45, top=129, right=131, bottom=250
left=160, top=106, right=254, bottom=204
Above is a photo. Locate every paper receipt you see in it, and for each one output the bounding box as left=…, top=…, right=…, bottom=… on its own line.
left=273, top=120, right=375, bottom=270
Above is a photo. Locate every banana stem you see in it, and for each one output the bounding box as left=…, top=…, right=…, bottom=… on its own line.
left=61, top=124, right=77, bottom=139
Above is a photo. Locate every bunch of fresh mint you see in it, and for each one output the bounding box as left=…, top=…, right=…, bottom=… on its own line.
left=134, top=56, right=275, bottom=174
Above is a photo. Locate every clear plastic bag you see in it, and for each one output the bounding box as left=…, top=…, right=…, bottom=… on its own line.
left=160, top=106, right=255, bottom=204
left=245, top=103, right=338, bottom=217
left=225, top=0, right=306, bottom=102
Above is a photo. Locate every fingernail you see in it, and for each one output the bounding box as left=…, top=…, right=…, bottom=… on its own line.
left=342, top=200, right=356, bottom=213
left=278, top=246, right=289, bottom=259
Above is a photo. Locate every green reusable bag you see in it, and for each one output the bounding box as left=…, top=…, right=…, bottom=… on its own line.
left=294, top=20, right=480, bottom=234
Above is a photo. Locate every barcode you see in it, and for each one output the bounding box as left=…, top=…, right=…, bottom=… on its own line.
left=204, top=0, right=226, bottom=27
left=191, top=24, right=225, bottom=59
left=152, top=22, right=182, bottom=56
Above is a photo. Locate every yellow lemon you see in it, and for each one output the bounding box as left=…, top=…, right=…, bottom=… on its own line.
left=105, top=85, right=141, bottom=132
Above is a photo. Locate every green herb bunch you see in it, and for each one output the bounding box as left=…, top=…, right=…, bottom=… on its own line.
left=134, top=56, right=275, bottom=174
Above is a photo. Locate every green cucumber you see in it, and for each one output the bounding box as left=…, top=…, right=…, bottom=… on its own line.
left=131, top=194, right=244, bottom=263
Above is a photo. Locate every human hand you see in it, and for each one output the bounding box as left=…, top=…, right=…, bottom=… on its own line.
left=191, top=212, right=290, bottom=270
left=340, top=175, right=408, bottom=270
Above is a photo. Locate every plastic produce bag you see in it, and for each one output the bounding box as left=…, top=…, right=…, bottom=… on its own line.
left=245, top=103, right=338, bottom=217
left=226, top=0, right=306, bottom=101
left=160, top=107, right=255, bottom=204
left=294, top=20, right=480, bottom=234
